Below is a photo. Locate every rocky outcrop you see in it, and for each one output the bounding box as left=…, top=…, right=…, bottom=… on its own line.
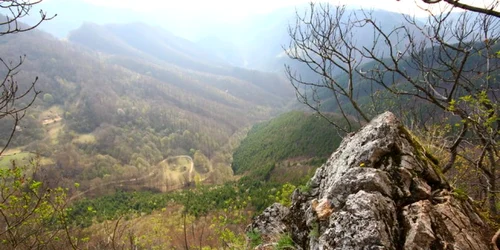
left=247, top=112, right=489, bottom=249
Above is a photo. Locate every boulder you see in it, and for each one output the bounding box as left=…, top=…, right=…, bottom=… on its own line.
left=247, top=112, right=489, bottom=249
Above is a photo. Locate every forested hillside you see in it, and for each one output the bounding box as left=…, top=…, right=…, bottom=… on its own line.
left=0, top=25, right=293, bottom=195
left=232, top=111, right=351, bottom=182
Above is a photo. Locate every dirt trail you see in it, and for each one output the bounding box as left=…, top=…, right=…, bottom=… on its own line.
left=159, top=155, right=194, bottom=182
left=42, top=116, right=62, bottom=125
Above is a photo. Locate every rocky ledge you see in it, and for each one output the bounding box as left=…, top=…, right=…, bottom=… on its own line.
left=247, top=112, right=490, bottom=249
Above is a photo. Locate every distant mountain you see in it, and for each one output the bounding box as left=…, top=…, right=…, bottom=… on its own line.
left=193, top=7, right=425, bottom=72
left=68, top=23, right=293, bottom=104
left=19, top=0, right=147, bottom=38
left=212, top=6, right=296, bottom=70
left=68, top=22, right=229, bottom=72
left=311, top=38, right=500, bottom=124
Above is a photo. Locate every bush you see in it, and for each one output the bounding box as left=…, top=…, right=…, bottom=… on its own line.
left=246, top=228, right=263, bottom=248
left=43, top=93, right=54, bottom=104
left=275, top=234, right=295, bottom=250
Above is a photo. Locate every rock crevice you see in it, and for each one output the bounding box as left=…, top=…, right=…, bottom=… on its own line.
left=247, top=112, right=489, bottom=250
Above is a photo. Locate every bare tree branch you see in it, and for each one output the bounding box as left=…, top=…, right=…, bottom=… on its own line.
left=0, top=0, right=54, bottom=156
left=421, top=0, right=500, bottom=18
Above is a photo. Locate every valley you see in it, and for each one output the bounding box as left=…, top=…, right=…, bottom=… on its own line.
left=0, top=21, right=294, bottom=195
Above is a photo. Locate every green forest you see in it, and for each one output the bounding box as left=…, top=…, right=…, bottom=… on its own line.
left=232, top=111, right=349, bottom=180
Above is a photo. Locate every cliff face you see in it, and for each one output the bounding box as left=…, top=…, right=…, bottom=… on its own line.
left=248, top=112, right=489, bottom=249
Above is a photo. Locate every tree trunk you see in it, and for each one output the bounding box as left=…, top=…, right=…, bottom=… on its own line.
left=487, top=149, right=498, bottom=217
left=489, top=174, right=497, bottom=217
left=183, top=213, right=189, bottom=250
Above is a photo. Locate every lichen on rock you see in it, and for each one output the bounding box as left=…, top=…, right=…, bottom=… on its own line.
left=247, top=112, right=489, bottom=250
left=311, top=198, right=333, bottom=220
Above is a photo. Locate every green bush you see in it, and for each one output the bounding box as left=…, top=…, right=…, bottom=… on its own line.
left=246, top=228, right=263, bottom=248
left=43, top=93, right=54, bottom=104
left=275, top=234, right=295, bottom=250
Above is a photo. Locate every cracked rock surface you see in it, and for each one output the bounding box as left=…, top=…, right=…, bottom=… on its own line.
left=247, top=112, right=489, bottom=250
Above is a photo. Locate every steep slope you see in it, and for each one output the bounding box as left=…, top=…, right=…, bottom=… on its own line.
left=248, top=112, right=489, bottom=249
left=232, top=111, right=352, bottom=181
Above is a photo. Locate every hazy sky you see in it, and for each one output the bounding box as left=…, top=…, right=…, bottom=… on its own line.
left=81, top=0, right=495, bottom=19
left=81, top=0, right=423, bottom=19
left=30, top=0, right=497, bottom=40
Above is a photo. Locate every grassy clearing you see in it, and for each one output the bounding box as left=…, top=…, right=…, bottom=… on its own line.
left=168, top=157, right=190, bottom=171
left=2, top=148, right=22, bottom=156
left=1, top=148, right=52, bottom=168
left=0, top=152, right=35, bottom=169
left=39, top=105, right=65, bottom=144
left=40, top=106, right=63, bottom=125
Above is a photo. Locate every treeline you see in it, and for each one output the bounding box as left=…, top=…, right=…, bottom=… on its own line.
left=68, top=180, right=282, bottom=228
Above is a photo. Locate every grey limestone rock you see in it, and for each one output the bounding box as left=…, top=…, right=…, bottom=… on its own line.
left=247, top=112, right=489, bottom=250
left=247, top=203, right=290, bottom=249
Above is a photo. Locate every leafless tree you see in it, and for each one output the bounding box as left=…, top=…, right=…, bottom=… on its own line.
left=420, top=0, right=500, bottom=18
left=286, top=2, right=500, bottom=216
left=0, top=0, right=55, bottom=155
left=285, top=4, right=370, bottom=133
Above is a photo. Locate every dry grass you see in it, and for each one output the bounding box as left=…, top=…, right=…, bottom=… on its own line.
left=46, top=123, right=64, bottom=144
